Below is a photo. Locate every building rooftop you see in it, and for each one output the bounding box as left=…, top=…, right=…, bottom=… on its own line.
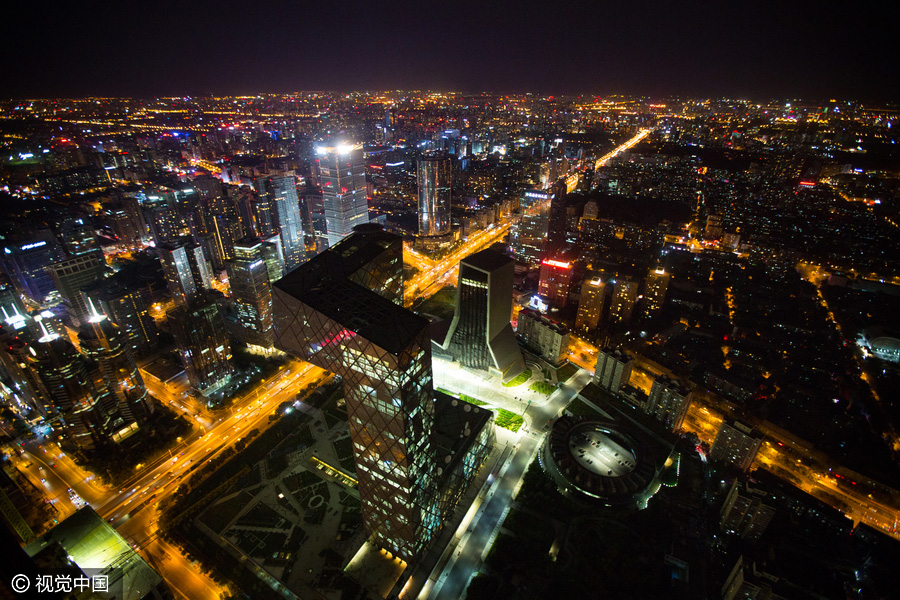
left=274, top=225, right=428, bottom=355
left=461, top=248, right=513, bottom=273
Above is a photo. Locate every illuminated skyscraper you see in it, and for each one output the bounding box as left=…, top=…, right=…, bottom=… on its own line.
left=226, top=239, right=276, bottom=348
left=158, top=242, right=212, bottom=307
left=46, top=251, right=108, bottom=327
left=81, top=276, right=158, bottom=356
left=643, top=268, right=670, bottom=318
left=442, top=249, right=525, bottom=380
left=417, top=152, right=451, bottom=238
left=78, top=302, right=150, bottom=427
left=516, top=309, right=570, bottom=366
left=538, top=258, right=573, bottom=308
left=266, top=176, right=306, bottom=271
left=0, top=231, right=66, bottom=304
left=317, top=145, right=369, bottom=248
left=168, top=293, right=234, bottom=394
left=273, top=225, right=442, bottom=561
left=575, top=274, right=607, bottom=332
left=513, top=190, right=550, bottom=264
left=608, top=277, right=639, bottom=324
left=20, top=318, right=130, bottom=448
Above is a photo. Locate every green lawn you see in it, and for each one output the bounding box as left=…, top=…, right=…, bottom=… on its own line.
left=529, top=381, right=557, bottom=396
left=460, top=394, right=488, bottom=406
left=494, top=409, right=524, bottom=432
left=556, top=363, right=579, bottom=383
left=502, top=368, right=532, bottom=387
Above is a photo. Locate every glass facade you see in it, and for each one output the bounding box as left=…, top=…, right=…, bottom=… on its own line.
left=273, top=226, right=442, bottom=560
left=317, top=147, right=369, bottom=248
left=417, top=153, right=451, bottom=237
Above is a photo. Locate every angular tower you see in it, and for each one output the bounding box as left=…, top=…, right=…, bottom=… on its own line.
left=442, top=249, right=525, bottom=381
left=273, top=225, right=441, bottom=561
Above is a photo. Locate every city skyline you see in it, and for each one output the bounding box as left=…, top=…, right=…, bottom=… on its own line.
left=0, top=75, right=899, bottom=599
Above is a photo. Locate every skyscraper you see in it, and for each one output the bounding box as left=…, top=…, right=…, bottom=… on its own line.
left=168, top=294, right=234, bottom=394
left=20, top=318, right=128, bottom=448
left=158, top=242, right=211, bottom=307
left=593, top=347, right=633, bottom=394
left=538, top=258, right=573, bottom=308
left=81, top=277, right=158, bottom=356
left=607, top=277, right=639, bottom=324
left=226, top=239, right=275, bottom=348
left=575, top=274, right=607, bottom=332
left=266, top=176, right=306, bottom=271
left=643, top=268, right=671, bottom=318
left=46, top=251, right=108, bottom=327
left=516, top=309, right=570, bottom=366
left=645, top=375, right=693, bottom=431
left=442, top=249, right=525, bottom=380
left=78, top=302, right=150, bottom=427
left=514, top=190, right=550, bottom=264
left=273, top=225, right=440, bottom=560
left=417, top=152, right=451, bottom=238
left=0, top=231, right=66, bottom=305
left=317, top=145, right=369, bottom=248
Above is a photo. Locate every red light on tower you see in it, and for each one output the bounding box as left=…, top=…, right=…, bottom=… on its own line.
left=542, top=259, right=572, bottom=270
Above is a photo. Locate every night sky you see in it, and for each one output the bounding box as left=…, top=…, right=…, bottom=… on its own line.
left=4, top=0, right=898, bottom=100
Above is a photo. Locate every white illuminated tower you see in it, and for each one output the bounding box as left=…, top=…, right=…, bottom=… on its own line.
left=266, top=176, right=306, bottom=272
left=317, top=144, right=369, bottom=247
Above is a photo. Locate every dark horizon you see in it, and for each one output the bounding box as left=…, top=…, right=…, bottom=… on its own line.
left=4, top=0, right=898, bottom=102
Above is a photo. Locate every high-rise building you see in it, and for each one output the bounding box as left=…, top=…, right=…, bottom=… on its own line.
left=516, top=309, right=570, bottom=366
left=575, top=274, right=607, bottom=332
left=168, top=294, right=233, bottom=394
left=46, top=251, right=108, bottom=327
left=197, top=194, right=245, bottom=267
left=607, top=277, right=639, bottom=324
left=226, top=239, right=275, bottom=348
left=51, top=215, right=98, bottom=257
left=593, top=347, right=633, bottom=394
left=417, top=152, right=451, bottom=238
left=158, top=242, right=211, bottom=307
left=78, top=302, right=150, bottom=428
left=645, top=375, right=692, bottom=431
left=546, top=179, right=569, bottom=254
left=642, top=268, right=670, bottom=318
left=720, top=481, right=776, bottom=541
left=273, top=225, right=441, bottom=560
left=0, top=231, right=66, bottom=305
left=538, top=258, right=573, bottom=308
left=317, top=145, right=369, bottom=248
left=21, top=318, right=126, bottom=448
left=274, top=224, right=490, bottom=562
left=266, top=176, right=306, bottom=271
left=513, top=190, right=550, bottom=264
left=710, top=420, right=763, bottom=472
left=81, top=278, right=158, bottom=356
left=442, top=249, right=525, bottom=380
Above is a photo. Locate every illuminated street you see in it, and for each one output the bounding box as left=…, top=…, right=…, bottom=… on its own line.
left=404, top=221, right=513, bottom=306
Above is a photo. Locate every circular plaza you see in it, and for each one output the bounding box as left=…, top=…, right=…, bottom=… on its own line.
left=543, top=415, right=660, bottom=507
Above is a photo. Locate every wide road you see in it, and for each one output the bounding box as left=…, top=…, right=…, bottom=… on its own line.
left=570, top=335, right=900, bottom=541
left=404, top=221, right=512, bottom=306
left=425, top=366, right=592, bottom=599
left=9, top=359, right=329, bottom=600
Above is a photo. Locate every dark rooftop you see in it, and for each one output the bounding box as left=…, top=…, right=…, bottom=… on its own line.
left=274, top=226, right=428, bottom=355
left=461, top=248, right=513, bottom=274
